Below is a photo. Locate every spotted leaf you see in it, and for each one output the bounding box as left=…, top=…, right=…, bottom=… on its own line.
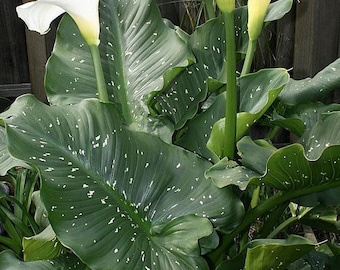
left=1, top=95, right=244, bottom=270
left=207, top=68, right=289, bottom=159
left=151, top=0, right=293, bottom=130
left=45, top=0, right=194, bottom=126
left=279, top=58, right=340, bottom=105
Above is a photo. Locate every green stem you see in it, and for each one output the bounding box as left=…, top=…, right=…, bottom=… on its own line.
left=89, top=44, right=109, bottom=103
left=265, top=126, right=281, bottom=141
left=250, top=186, right=260, bottom=209
left=267, top=216, right=298, bottom=239
left=241, top=39, right=257, bottom=76
left=223, top=11, right=237, bottom=159
left=209, top=180, right=340, bottom=264
left=268, top=206, right=313, bottom=239
left=203, top=0, right=216, bottom=20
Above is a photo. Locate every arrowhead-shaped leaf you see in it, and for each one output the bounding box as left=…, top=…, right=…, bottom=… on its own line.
left=1, top=95, right=244, bottom=269
left=46, top=0, right=194, bottom=126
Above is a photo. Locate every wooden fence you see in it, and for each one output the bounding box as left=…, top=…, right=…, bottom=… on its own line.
left=1, top=0, right=339, bottom=106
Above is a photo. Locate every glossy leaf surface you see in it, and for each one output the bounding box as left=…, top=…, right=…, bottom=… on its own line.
left=1, top=95, right=244, bottom=269
left=279, top=58, right=340, bottom=105
left=46, top=0, right=193, bottom=126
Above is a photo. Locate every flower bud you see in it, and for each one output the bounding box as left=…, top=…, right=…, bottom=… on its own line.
left=216, top=0, right=235, bottom=13
left=247, top=0, right=271, bottom=41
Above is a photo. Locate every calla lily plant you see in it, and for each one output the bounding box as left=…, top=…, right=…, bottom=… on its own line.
left=2, top=0, right=340, bottom=269
left=17, top=0, right=109, bottom=102
left=241, top=0, right=271, bottom=75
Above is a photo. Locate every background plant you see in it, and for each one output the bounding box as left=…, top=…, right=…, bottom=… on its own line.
left=0, top=0, right=339, bottom=269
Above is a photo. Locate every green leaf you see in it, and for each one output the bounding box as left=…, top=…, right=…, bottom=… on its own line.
left=205, top=157, right=259, bottom=190
left=284, top=102, right=340, bottom=140
left=301, top=206, right=340, bottom=233
left=0, top=127, right=29, bottom=176
left=151, top=0, right=292, bottom=132
left=249, top=143, right=340, bottom=207
left=265, top=110, right=305, bottom=137
left=23, top=225, right=66, bottom=262
left=150, top=5, right=258, bottom=130
left=31, top=191, right=49, bottom=229
left=299, top=112, right=340, bottom=160
left=237, top=136, right=277, bottom=175
left=244, top=236, right=315, bottom=270
left=0, top=250, right=88, bottom=270
left=279, top=58, right=340, bottom=105
left=265, top=0, right=293, bottom=22
left=46, top=0, right=193, bottom=126
left=217, top=235, right=315, bottom=270
left=207, top=68, right=289, bottom=159
left=291, top=111, right=340, bottom=206
left=151, top=16, right=227, bottom=130
left=287, top=250, right=332, bottom=270
left=175, top=93, right=226, bottom=161
left=2, top=95, right=244, bottom=270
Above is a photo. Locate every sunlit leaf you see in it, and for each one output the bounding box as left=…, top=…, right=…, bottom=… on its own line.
left=23, top=225, right=66, bottom=261
left=46, top=0, right=194, bottom=127
left=1, top=95, right=244, bottom=270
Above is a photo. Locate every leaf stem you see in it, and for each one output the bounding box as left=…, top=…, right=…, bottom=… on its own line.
left=89, top=44, right=109, bottom=103
left=209, top=180, right=340, bottom=264
left=223, top=10, right=237, bottom=159
left=241, top=39, right=257, bottom=76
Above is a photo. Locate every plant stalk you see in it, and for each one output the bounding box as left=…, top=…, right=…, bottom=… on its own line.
left=223, top=10, right=237, bottom=159
left=89, top=44, right=109, bottom=103
left=203, top=0, right=216, bottom=20
left=209, top=180, right=340, bottom=265
left=241, top=39, right=257, bottom=76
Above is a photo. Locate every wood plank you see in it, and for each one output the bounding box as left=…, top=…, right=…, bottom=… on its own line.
left=157, top=0, right=179, bottom=25
left=276, top=3, right=296, bottom=70
left=0, top=0, right=30, bottom=84
left=0, top=83, right=31, bottom=97
left=21, top=0, right=49, bottom=102
left=293, top=0, right=340, bottom=79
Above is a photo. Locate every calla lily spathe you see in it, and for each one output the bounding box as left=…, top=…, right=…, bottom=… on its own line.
left=247, top=0, right=271, bottom=41
left=16, top=0, right=100, bottom=46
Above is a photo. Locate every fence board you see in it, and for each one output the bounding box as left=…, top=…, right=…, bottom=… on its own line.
left=1, top=0, right=339, bottom=104
left=293, top=0, right=340, bottom=79
left=0, top=0, right=29, bottom=85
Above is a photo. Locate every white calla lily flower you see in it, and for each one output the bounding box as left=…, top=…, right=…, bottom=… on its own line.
left=16, top=0, right=100, bottom=46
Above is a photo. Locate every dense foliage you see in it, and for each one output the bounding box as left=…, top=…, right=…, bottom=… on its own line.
left=0, top=0, right=339, bottom=269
